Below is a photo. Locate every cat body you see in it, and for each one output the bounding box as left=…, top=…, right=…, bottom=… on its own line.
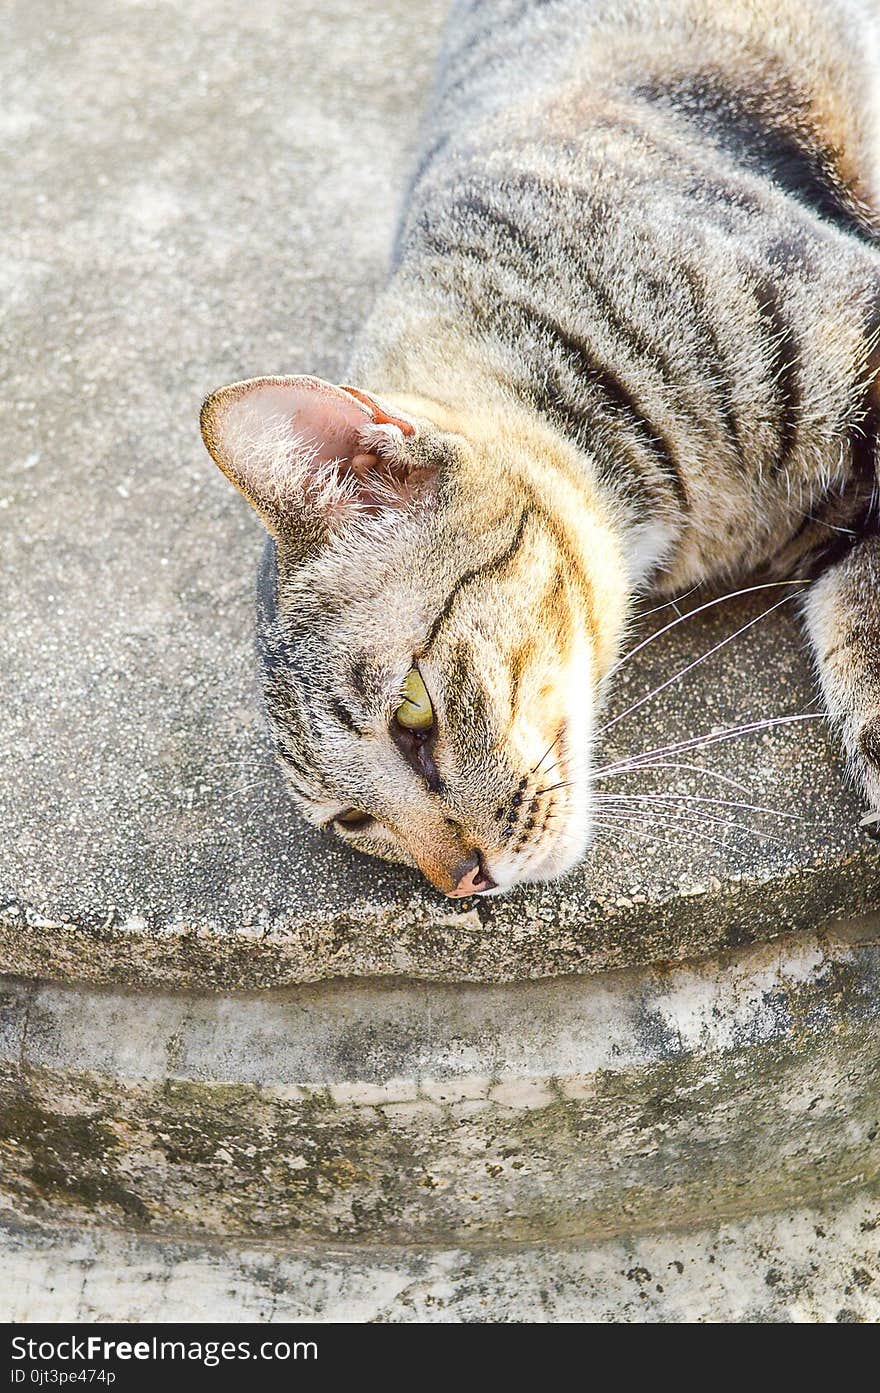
left=202, top=0, right=880, bottom=894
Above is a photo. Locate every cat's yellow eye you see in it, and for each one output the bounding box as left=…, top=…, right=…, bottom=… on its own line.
left=395, top=667, right=434, bottom=732
left=334, top=809, right=372, bottom=830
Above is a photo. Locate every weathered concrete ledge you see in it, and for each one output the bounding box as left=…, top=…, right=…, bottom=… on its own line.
left=1, top=840, right=875, bottom=990
left=2, top=920, right=878, bottom=1247
left=2, top=0, right=879, bottom=992
left=4, top=1189, right=879, bottom=1321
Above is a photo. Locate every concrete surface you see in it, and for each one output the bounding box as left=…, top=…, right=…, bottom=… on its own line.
left=1, top=920, right=878, bottom=1246
left=2, top=0, right=879, bottom=989
left=4, top=0, right=880, bottom=1324
left=3, top=1186, right=879, bottom=1322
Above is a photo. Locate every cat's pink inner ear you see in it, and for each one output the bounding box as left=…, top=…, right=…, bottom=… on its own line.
left=226, top=376, right=374, bottom=468
left=201, top=374, right=424, bottom=532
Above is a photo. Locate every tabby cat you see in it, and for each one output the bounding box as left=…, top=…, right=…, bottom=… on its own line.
left=200, top=0, right=880, bottom=897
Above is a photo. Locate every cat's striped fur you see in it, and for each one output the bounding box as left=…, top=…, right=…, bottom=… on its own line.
left=201, top=0, right=880, bottom=894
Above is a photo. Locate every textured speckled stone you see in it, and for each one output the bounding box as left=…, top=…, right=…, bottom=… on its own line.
left=4, top=1189, right=879, bottom=1322
left=2, top=0, right=879, bottom=990
left=1, top=923, right=878, bottom=1246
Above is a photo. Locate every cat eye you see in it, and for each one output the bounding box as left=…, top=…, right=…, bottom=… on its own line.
left=394, top=667, right=434, bottom=732
left=334, top=809, right=373, bottom=830
left=391, top=665, right=441, bottom=792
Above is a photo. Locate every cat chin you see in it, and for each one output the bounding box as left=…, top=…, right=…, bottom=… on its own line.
left=488, top=801, right=595, bottom=892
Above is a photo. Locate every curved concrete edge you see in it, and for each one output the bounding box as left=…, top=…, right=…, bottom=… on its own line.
left=3, top=0, right=878, bottom=1000
left=3, top=1187, right=879, bottom=1322
left=2, top=917, right=879, bottom=1089
left=1, top=921, right=878, bottom=1245
left=2, top=854, right=877, bottom=989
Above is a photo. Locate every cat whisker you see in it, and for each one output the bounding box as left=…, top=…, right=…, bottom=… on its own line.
left=593, top=797, right=788, bottom=843
left=595, top=790, right=800, bottom=821
left=535, top=804, right=760, bottom=868
left=593, top=760, right=754, bottom=793
left=592, top=805, right=770, bottom=849
left=633, top=582, right=703, bottom=619
left=588, top=811, right=736, bottom=852
left=594, top=712, right=824, bottom=776
left=598, top=592, right=799, bottom=736
left=530, top=731, right=564, bottom=776
left=610, top=580, right=810, bottom=677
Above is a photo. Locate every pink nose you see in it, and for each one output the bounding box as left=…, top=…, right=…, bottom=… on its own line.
left=450, top=853, right=497, bottom=898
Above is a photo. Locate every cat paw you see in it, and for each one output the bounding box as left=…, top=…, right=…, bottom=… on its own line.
left=860, top=809, right=880, bottom=840
left=856, top=714, right=880, bottom=837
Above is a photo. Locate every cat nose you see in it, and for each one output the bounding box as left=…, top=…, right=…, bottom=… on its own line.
left=449, top=852, right=497, bottom=897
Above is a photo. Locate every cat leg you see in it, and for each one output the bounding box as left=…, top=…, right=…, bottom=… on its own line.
left=802, top=533, right=880, bottom=831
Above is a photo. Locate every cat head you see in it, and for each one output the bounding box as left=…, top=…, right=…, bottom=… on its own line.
left=200, top=374, right=626, bottom=895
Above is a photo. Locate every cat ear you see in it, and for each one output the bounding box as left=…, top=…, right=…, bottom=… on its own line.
left=199, top=374, right=429, bottom=538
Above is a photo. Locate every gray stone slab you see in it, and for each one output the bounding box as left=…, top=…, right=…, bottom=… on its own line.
left=11, top=917, right=880, bottom=1089
left=2, top=0, right=879, bottom=988
left=3, top=1190, right=879, bottom=1321
left=2, top=922, right=878, bottom=1245
left=0, top=980, right=30, bottom=1065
